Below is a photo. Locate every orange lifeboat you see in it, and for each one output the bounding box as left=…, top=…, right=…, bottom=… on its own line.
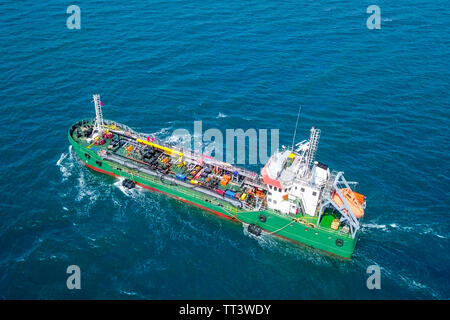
left=352, top=190, right=366, bottom=205
left=331, top=188, right=365, bottom=219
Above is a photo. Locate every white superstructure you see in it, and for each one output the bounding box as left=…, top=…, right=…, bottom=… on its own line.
left=261, top=127, right=365, bottom=238
left=262, top=127, right=327, bottom=216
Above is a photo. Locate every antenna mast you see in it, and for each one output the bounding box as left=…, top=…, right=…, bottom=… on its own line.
left=305, top=127, right=321, bottom=169
left=93, top=94, right=104, bottom=136
left=291, top=106, right=302, bottom=150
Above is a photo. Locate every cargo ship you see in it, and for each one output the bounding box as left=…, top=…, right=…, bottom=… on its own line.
left=68, top=95, right=366, bottom=259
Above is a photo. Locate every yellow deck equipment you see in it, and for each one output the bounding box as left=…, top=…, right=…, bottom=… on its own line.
left=136, top=138, right=183, bottom=162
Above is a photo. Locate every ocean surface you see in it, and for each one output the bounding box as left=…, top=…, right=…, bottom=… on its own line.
left=0, top=0, right=449, bottom=299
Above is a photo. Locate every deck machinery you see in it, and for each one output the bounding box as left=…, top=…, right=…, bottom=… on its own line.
left=68, top=95, right=366, bottom=258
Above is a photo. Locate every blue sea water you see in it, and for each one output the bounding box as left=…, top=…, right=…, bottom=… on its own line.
left=0, top=0, right=449, bottom=299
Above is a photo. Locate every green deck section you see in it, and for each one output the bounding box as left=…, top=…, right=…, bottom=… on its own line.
left=320, top=212, right=338, bottom=229
left=68, top=120, right=359, bottom=259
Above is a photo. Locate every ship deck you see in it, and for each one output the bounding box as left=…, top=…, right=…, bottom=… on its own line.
left=70, top=119, right=268, bottom=210
left=69, top=119, right=352, bottom=237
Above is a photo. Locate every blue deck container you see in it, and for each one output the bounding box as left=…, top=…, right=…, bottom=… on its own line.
left=176, top=173, right=186, bottom=181
left=225, top=190, right=236, bottom=199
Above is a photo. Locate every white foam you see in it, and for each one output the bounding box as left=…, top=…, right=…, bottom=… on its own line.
left=76, top=174, right=99, bottom=202
left=362, top=223, right=387, bottom=231
left=154, top=126, right=172, bottom=138
left=56, top=152, right=67, bottom=166
left=363, top=221, right=446, bottom=240
left=120, top=290, right=138, bottom=296
left=56, top=146, right=74, bottom=180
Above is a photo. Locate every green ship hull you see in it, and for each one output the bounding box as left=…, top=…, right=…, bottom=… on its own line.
left=68, top=120, right=359, bottom=259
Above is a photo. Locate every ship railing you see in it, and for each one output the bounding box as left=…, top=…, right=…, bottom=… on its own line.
left=294, top=177, right=324, bottom=190
left=266, top=209, right=354, bottom=238
left=242, top=177, right=266, bottom=190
